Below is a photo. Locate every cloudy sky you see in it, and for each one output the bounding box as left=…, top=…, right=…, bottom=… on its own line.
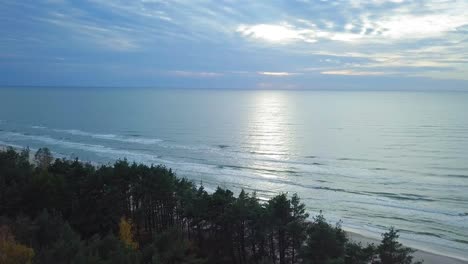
left=1, top=0, right=467, bottom=90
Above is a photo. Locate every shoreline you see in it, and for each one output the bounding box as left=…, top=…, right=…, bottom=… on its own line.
left=347, top=231, right=468, bottom=264
left=1, top=144, right=467, bottom=263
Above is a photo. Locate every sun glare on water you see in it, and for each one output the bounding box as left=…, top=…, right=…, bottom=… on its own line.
left=247, top=91, right=292, bottom=164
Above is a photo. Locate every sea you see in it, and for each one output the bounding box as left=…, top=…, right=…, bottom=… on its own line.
left=0, top=87, right=467, bottom=260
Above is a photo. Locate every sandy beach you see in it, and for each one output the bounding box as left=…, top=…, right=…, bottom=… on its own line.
left=348, top=232, right=468, bottom=264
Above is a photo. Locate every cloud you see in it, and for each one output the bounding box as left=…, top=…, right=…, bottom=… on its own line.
left=237, top=23, right=317, bottom=43
left=88, top=0, right=173, bottom=22
left=321, top=70, right=387, bottom=76
left=237, top=14, right=467, bottom=45
left=2, top=0, right=468, bottom=87
left=369, top=14, right=467, bottom=40
left=348, top=0, right=405, bottom=8
left=257, top=71, right=299, bottom=76
left=38, top=12, right=140, bottom=51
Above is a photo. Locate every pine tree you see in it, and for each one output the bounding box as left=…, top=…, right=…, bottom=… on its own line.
left=377, top=228, right=422, bottom=264
left=287, top=194, right=309, bottom=264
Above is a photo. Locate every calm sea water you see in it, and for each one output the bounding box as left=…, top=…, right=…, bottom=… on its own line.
left=0, top=87, right=467, bottom=259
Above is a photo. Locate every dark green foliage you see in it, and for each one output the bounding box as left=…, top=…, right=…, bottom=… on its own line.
left=300, top=214, right=347, bottom=264
left=0, top=147, right=33, bottom=217
left=33, top=218, right=83, bottom=264
left=85, top=233, right=141, bottom=264
left=288, top=193, right=309, bottom=264
left=142, top=228, right=205, bottom=264
left=0, top=147, right=422, bottom=264
left=344, top=242, right=376, bottom=264
left=376, top=228, right=423, bottom=264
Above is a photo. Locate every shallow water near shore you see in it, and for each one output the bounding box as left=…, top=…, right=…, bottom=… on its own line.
left=0, top=87, right=467, bottom=260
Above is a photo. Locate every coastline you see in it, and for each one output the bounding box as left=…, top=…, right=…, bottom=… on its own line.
left=1, top=144, right=467, bottom=263
left=347, top=232, right=468, bottom=264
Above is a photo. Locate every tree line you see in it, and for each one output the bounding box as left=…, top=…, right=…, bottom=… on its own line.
left=0, top=147, right=422, bottom=264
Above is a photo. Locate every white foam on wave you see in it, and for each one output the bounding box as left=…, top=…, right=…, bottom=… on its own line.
left=0, top=140, right=29, bottom=150
left=52, top=128, right=163, bottom=145
left=0, top=132, right=168, bottom=165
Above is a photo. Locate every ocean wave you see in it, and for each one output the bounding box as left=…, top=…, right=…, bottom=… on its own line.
left=353, top=199, right=461, bottom=217
left=51, top=128, right=163, bottom=145
left=363, top=191, right=435, bottom=202
left=337, top=157, right=380, bottom=162
left=0, top=140, right=31, bottom=150
left=370, top=167, right=387, bottom=171
left=0, top=132, right=166, bottom=165
left=211, top=158, right=375, bottom=184
left=216, top=164, right=298, bottom=175
left=446, top=174, right=468, bottom=179
left=174, top=162, right=373, bottom=199
left=429, top=166, right=468, bottom=171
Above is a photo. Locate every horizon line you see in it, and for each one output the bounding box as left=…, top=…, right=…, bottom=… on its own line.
left=1, top=85, right=468, bottom=92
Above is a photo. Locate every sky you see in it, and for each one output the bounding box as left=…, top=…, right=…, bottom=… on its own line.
left=1, top=0, right=467, bottom=90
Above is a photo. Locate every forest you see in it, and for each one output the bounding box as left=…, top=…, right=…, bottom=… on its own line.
left=0, top=147, right=422, bottom=264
